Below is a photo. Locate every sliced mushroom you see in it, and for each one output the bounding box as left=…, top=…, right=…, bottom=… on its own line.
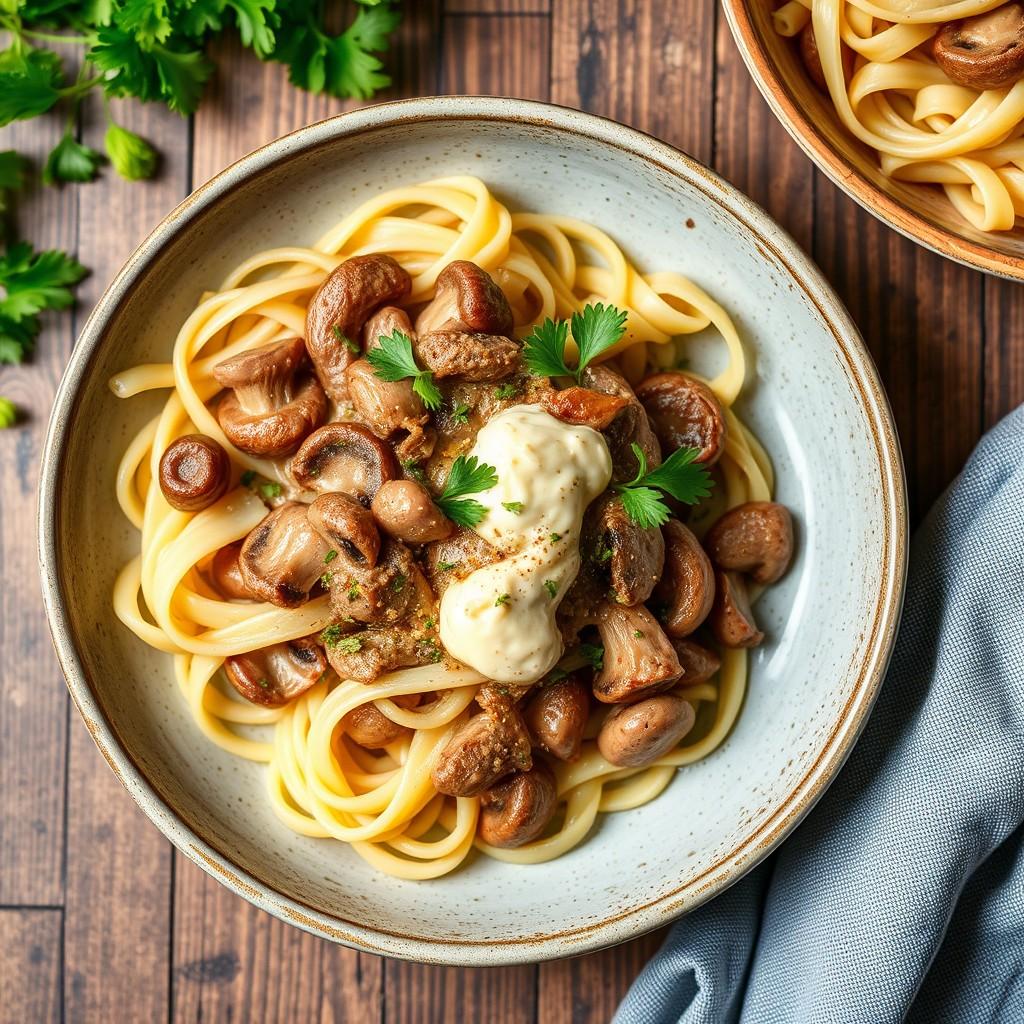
left=541, top=385, right=629, bottom=429
left=478, top=763, right=558, bottom=848
left=636, top=371, right=727, bottom=465
left=583, top=494, right=665, bottom=606
left=423, top=527, right=502, bottom=599
left=654, top=519, right=715, bottom=637
left=592, top=602, right=684, bottom=703
left=325, top=538, right=424, bottom=625
left=431, top=705, right=532, bottom=797
left=325, top=617, right=440, bottom=684
left=341, top=693, right=421, bottom=749
left=158, top=434, right=231, bottom=512
left=799, top=21, right=855, bottom=92
left=415, top=260, right=514, bottom=336
left=346, top=358, right=430, bottom=437
left=371, top=479, right=453, bottom=543
left=934, top=4, right=1024, bottom=91
left=307, top=492, right=381, bottom=567
left=597, top=695, right=696, bottom=768
left=291, top=422, right=398, bottom=500
left=523, top=676, right=591, bottom=762
left=213, top=337, right=326, bottom=458
left=708, top=570, right=764, bottom=649
left=673, top=639, right=721, bottom=686
left=239, top=501, right=331, bottom=607
left=363, top=305, right=415, bottom=350
left=415, top=330, right=521, bottom=383
left=582, top=364, right=662, bottom=482
left=305, top=254, right=411, bottom=402
left=210, top=541, right=255, bottom=600
left=223, top=637, right=326, bottom=707
left=704, top=501, right=794, bottom=585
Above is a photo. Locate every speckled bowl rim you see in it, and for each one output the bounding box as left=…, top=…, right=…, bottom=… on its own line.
left=721, top=0, right=1024, bottom=282
left=38, top=96, right=908, bottom=966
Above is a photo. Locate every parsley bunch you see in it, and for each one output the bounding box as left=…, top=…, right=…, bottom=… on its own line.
left=615, top=443, right=713, bottom=528
left=522, top=302, right=629, bottom=383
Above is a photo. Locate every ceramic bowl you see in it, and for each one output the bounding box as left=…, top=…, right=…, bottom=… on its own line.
left=722, top=1, right=1024, bottom=281
left=38, top=96, right=906, bottom=965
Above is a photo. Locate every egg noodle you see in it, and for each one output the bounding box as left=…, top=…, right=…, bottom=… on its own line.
left=110, top=176, right=773, bottom=879
left=772, top=0, right=1024, bottom=230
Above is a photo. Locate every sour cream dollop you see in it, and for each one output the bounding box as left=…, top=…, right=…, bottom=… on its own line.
left=439, top=404, right=612, bottom=683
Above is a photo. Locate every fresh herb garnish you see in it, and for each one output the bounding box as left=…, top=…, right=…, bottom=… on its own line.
left=324, top=550, right=338, bottom=564
left=614, top=443, right=713, bottom=529
left=417, top=637, right=443, bottom=663
left=450, top=401, right=470, bottom=425
left=579, top=643, right=604, bottom=672
left=331, top=324, right=360, bottom=355
left=502, top=501, right=524, bottom=515
left=346, top=580, right=361, bottom=601
left=593, top=541, right=613, bottom=564
left=367, top=329, right=441, bottom=410
left=319, top=571, right=333, bottom=587
left=240, top=469, right=256, bottom=487
left=522, top=302, right=628, bottom=384
left=259, top=481, right=282, bottom=500
left=546, top=667, right=568, bottom=685
left=494, top=593, right=511, bottom=607
left=257, top=677, right=271, bottom=689
left=319, top=624, right=344, bottom=647
left=437, top=559, right=459, bottom=573
left=434, top=455, right=498, bottom=528
left=0, top=396, right=16, bottom=428
left=543, top=579, right=558, bottom=599
left=423, top=617, right=436, bottom=630
left=334, top=634, right=363, bottom=654
left=633, top=629, right=645, bottom=639
left=549, top=532, right=562, bottom=543
left=391, top=573, right=407, bottom=594
left=494, top=381, right=520, bottom=400
left=401, top=458, right=427, bottom=485
left=104, top=123, right=157, bottom=181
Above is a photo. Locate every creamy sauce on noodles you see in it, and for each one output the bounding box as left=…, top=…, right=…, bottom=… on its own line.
left=439, top=405, right=612, bottom=683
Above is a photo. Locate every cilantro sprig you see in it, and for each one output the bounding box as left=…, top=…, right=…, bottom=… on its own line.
left=614, top=443, right=713, bottom=529
left=435, top=455, right=498, bottom=529
left=367, top=329, right=442, bottom=410
left=523, top=302, right=628, bottom=383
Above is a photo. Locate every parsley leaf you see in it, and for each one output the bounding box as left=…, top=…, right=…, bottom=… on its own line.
left=614, top=443, right=713, bottom=528
left=522, top=302, right=628, bottom=384
left=334, top=634, right=363, bottom=654
left=502, top=501, right=524, bottom=515
left=579, top=643, right=604, bottom=672
left=43, top=130, right=104, bottom=185
left=104, top=121, right=157, bottom=180
left=0, top=150, right=27, bottom=215
left=494, top=592, right=510, bottom=607
left=366, top=328, right=441, bottom=410
left=435, top=455, right=498, bottom=528
left=0, top=242, right=86, bottom=324
left=543, top=579, right=558, bottom=599
left=0, top=50, right=65, bottom=127
left=0, top=395, right=17, bottom=428
left=450, top=401, right=470, bottom=425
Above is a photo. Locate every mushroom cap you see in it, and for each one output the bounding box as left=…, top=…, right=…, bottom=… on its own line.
left=345, top=358, right=427, bottom=439
left=582, top=364, right=663, bottom=483
left=212, top=336, right=305, bottom=391
left=654, top=519, right=715, bottom=637
left=415, top=330, right=522, bottom=382
left=478, top=763, right=558, bottom=848
left=341, top=693, right=421, bottom=748
left=523, top=675, right=591, bottom=762
left=414, top=261, right=514, bottom=336
left=934, top=4, right=1024, bottom=91
left=158, top=434, right=230, bottom=512
left=431, top=707, right=533, bottom=797
left=290, top=422, right=399, bottom=500
left=371, top=479, right=453, bottom=544
left=636, top=371, right=727, bottom=466
left=209, top=541, right=256, bottom=600
left=591, top=602, right=684, bottom=703
left=704, top=501, right=794, bottom=585
left=305, top=254, right=411, bottom=403
left=238, top=501, right=331, bottom=607
left=708, top=570, right=764, bottom=649
left=541, top=385, right=629, bottom=429
left=597, top=695, right=696, bottom=768
left=223, top=637, right=326, bottom=707
left=363, top=305, right=415, bottom=351
left=307, top=491, right=382, bottom=567
left=672, top=639, right=721, bottom=686
left=583, top=493, right=665, bottom=607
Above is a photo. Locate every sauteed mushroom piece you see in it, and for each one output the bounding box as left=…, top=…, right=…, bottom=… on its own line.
left=324, top=538, right=425, bottom=625
left=416, top=330, right=522, bottom=383
left=708, top=570, right=764, bottom=649
left=213, top=338, right=326, bottom=458
left=341, top=693, right=422, bottom=749
left=291, top=422, right=398, bottom=500
left=654, top=519, right=715, bottom=637
left=591, top=602, right=683, bottom=703
left=424, top=527, right=502, bottom=599
left=432, top=704, right=533, bottom=797
left=210, top=541, right=255, bottom=600
left=672, top=639, right=721, bottom=686
left=934, top=4, right=1024, bottom=91
left=799, top=22, right=855, bottom=92
left=371, top=479, right=453, bottom=543
left=414, top=260, right=514, bottom=336
left=523, top=675, right=590, bottom=762
left=158, top=434, right=230, bottom=512
left=307, top=492, right=381, bottom=567
left=238, top=501, right=331, bottom=607
left=584, top=494, right=665, bottom=606
left=541, top=385, right=629, bottom=429
left=636, top=371, right=727, bottom=465
left=223, top=637, right=326, bottom=707
left=597, top=695, right=696, bottom=768
left=704, top=501, right=794, bottom=585
left=478, top=762, right=558, bottom=848
left=582, top=364, right=662, bottom=482
left=305, top=254, right=411, bottom=402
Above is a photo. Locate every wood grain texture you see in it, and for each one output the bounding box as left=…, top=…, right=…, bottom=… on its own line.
left=0, top=909, right=62, bottom=1024
left=447, top=1, right=551, bottom=13
left=983, top=278, right=1024, bottom=430
left=386, top=963, right=538, bottom=1024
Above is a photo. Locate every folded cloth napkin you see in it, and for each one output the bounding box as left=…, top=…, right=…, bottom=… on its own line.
left=615, top=405, right=1024, bottom=1024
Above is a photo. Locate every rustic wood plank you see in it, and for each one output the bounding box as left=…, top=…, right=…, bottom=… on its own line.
left=537, top=930, right=666, bottom=1024
left=386, top=963, right=539, bottom=1024
left=0, top=105, right=75, bottom=908
left=172, top=857, right=381, bottom=1024
left=0, top=909, right=62, bottom=1024
left=447, top=1, right=551, bottom=13
left=62, top=96, right=189, bottom=1024
left=983, top=278, right=1024, bottom=430
left=813, top=181, right=983, bottom=520
left=442, top=12, right=552, bottom=99
left=551, top=0, right=714, bottom=162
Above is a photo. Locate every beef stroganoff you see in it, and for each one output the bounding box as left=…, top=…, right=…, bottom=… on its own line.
left=110, top=176, right=793, bottom=879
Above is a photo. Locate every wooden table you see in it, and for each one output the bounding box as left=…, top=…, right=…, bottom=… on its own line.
left=2, top=2, right=1020, bottom=1021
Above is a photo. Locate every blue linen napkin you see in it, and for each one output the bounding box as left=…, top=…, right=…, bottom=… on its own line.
left=615, top=405, right=1024, bottom=1024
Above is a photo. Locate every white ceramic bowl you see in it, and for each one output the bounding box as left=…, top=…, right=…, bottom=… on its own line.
left=38, top=97, right=907, bottom=965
